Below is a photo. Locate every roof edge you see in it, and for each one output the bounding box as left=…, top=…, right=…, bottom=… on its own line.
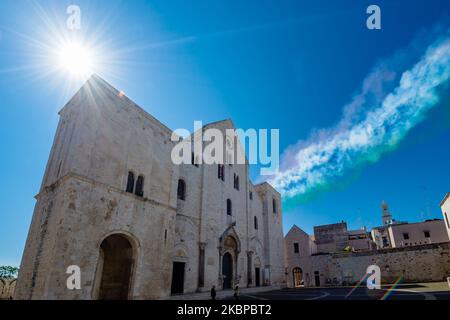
left=440, top=192, right=450, bottom=207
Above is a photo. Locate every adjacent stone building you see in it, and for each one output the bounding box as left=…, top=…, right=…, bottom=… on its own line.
left=312, top=222, right=373, bottom=254
left=371, top=201, right=406, bottom=249
left=285, top=199, right=450, bottom=287
left=0, top=279, right=16, bottom=300
left=14, top=75, right=285, bottom=300
left=387, top=219, right=448, bottom=248
left=313, top=222, right=349, bottom=253
left=372, top=201, right=448, bottom=249
left=347, top=228, right=373, bottom=252
left=284, top=225, right=317, bottom=287
left=285, top=233, right=450, bottom=287
left=441, top=193, right=450, bottom=240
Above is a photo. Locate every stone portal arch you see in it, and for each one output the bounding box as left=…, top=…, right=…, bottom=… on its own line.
left=293, top=267, right=303, bottom=288
left=0, top=279, right=5, bottom=298
left=253, top=257, right=262, bottom=287
left=170, top=245, right=188, bottom=295
left=218, top=226, right=241, bottom=289
left=219, top=226, right=241, bottom=253
left=222, top=252, right=233, bottom=289
left=95, top=233, right=138, bottom=300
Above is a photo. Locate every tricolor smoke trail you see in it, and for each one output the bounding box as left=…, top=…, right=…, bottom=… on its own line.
left=269, top=30, right=450, bottom=205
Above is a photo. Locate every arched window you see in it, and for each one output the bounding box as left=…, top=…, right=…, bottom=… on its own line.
left=98, top=234, right=135, bottom=299
left=195, top=155, right=200, bottom=167
left=191, top=152, right=199, bottom=167
left=273, top=198, right=277, bottom=213
left=126, top=172, right=135, bottom=193
left=135, top=175, right=144, bottom=197
left=226, top=199, right=232, bottom=216
left=233, top=174, right=239, bottom=190
left=218, top=164, right=224, bottom=181
left=177, top=179, right=186, bottom=200
left=254, top=216, right=258, bottom=230
left=227, top=153, right=233, bottom=166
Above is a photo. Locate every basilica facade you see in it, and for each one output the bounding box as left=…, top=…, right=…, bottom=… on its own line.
left=14, top=75, right=285, bottom=299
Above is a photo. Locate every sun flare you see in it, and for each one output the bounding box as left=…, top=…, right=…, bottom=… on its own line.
left=57, top=42, right=95, bottom=76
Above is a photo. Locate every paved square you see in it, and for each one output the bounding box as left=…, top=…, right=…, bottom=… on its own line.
left=228, top=283, right=450, bottom=300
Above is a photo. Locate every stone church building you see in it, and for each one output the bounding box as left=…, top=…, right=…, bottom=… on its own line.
left=14, top=75, right=285, bottom=299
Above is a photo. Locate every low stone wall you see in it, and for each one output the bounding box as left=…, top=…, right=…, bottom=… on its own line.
left=0, top=279, right=16, bottom=300
left=286, top=242, right=450, bottom=287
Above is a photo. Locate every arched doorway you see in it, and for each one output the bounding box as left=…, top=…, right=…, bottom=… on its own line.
left=293, top=267, right=303, bottom=287
left=219, top=229, right=241, bottom=290
left=98, top=234, right=134, bottom=300
left=222, top=252, right=233, bottom=289
left=171, top=247, right=188, bottom=295
left=254, top=257, right=261, bottom=287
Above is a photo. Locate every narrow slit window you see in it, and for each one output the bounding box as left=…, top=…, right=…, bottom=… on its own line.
left=135, top=175, right=144, bottom=197
left=233, top=174, right=239, bottom=190
left=218, top=165, right=225, bottom=181
left=126, top=172, right=135, bottom=193
left=227, top=199, right=232, bottom=216
left=177, top=179, right=186, bottom=200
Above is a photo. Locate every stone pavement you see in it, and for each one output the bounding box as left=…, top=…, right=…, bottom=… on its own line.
left=170, top=286, right=283, bottom=300
left=390, top=281, right=449, bottom=292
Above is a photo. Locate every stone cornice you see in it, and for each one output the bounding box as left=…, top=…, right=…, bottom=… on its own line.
left=35, top=172, right=177, bottom=212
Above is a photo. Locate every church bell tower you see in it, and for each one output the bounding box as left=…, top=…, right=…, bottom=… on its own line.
left=381, top=201, right=393, bottom=225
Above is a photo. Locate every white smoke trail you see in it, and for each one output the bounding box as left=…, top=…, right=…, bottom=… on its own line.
left=270, top=33, right=450, bottom=200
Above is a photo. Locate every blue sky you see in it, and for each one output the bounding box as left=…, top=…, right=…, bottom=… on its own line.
left=1, top=0, right=450, bottom=266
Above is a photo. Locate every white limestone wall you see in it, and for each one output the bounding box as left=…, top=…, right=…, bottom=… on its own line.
left=255, top=183, right=285, bottom=286
left=16, top=75, right=285, bottom=299
left=174, top=120, right=285, bottom=292
left=16, top=76, right=179, bottom=299
left=174, top=162, right=202, bottom=294
left=247, top=182, right=266, bottom=285
left=388, top=220, right=449, bottom=248
left=23, top=178, right=177, bottom=299
left=284, top=226, right=317, bottom=287
left=287, top=243, right=450, bottom=287
left=200, top=121, right=250, bottom=290
left=441, top=195, right=450, bottom=240
left=285, top=226, right=317, bottom=258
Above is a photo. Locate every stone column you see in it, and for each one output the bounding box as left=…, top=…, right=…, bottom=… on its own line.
left=197, top=242, right=207, bottom=290
left=234, top=251, right=240, bottom=286
left=218, top=245, right=223, bottom=288
left=246, top=251, right=253, bottom=287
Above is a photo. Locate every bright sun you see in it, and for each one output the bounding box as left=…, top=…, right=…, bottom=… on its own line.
left=57, top=42, right=95, bottom=76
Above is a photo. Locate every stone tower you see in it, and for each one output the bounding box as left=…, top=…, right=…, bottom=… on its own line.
left=15, top=75, right=179, bottom=299
left=381, top=201, right=392, bottom=226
